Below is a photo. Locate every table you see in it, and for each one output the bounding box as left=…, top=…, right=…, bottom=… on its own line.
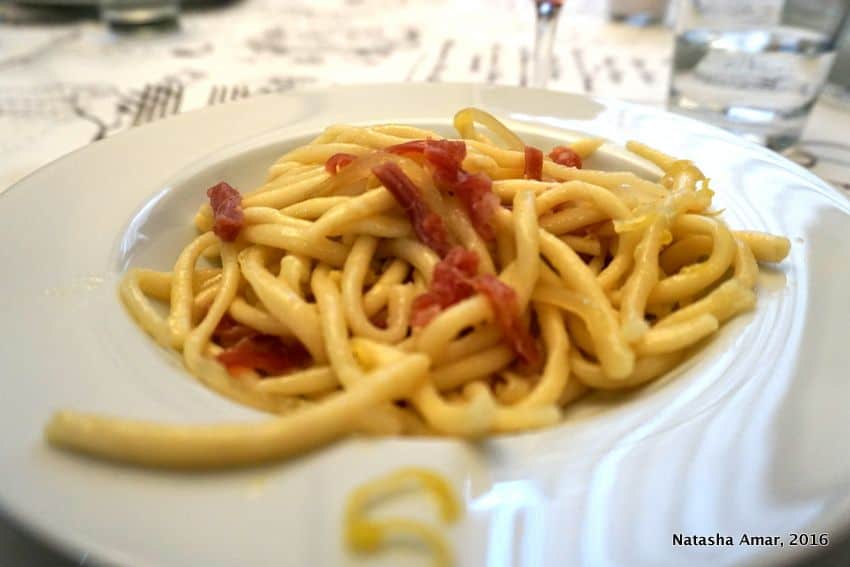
left=0, top=0, right=690, bottom=193
left=3, top=0, right=849, bottom=196
left=1, top=0, right=849, bottom=564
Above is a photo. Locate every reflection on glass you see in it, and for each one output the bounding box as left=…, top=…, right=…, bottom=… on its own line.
left=100, top=0, right=180, bottom=31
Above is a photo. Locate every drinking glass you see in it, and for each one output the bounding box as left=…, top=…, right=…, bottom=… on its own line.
left=532, top=0, right=564, bottom=88
left=824, top=17, right=850, bottom=104
left=668, top=0, right=850, bottom=149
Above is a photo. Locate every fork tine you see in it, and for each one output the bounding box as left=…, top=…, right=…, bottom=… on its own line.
left=219, top=85, right=228, bottom=104
left=207, top=85, right=218, bottom=107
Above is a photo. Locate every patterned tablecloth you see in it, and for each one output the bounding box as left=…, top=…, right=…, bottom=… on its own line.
left=1, top=0, right=849, bottom=564
left=0, top=0, right=679, bottom=191
left=3, top=0, right=847, bottom=194
left=3, top=0, right=847, bottom=192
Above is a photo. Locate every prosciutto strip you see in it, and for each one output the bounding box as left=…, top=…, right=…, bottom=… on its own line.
left=410, top=248, right=540, bottom=365
left=452, top=172, right=499, bottom=241
left=523, top=146, right=544, bottom=180
left=548, top=146, right=583, bottom=169
left=471, top=274, right=540, bottom=366
left=371, top=161, right=452, bottom=257
left=206, top=182, right=244, bottom=242
left=387, top=139, right=499, bottom=241
left=325, top=152, right=357, bottom=174
left=410, top=247, right=479, bottom=327
left=388, top=139, right=466, bottom=185
left=214, top=316, right=310, bottom=377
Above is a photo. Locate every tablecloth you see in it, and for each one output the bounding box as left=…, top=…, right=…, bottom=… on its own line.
left=0, top=0, right=679, bottom=192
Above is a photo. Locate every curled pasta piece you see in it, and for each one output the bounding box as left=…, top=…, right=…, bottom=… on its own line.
left=345, top=467, right=462, bottom=567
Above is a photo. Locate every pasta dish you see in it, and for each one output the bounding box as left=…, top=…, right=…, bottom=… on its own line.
left=45, top=108, right=790, bottom=468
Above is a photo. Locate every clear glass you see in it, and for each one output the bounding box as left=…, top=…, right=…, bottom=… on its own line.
left=100, top=0, right=180, bottom=30
left=668, top=0, right=850, bottom=149
left=532, top=0, right=564, bottom=89
left=823, top=17, right=850, bottom=104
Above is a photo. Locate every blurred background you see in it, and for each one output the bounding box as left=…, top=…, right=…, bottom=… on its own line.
left=1, top=0, right=848, bottom=194
left=1, top=0, right=849, bottom=563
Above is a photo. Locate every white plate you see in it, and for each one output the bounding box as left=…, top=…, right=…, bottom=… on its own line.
left=1, top=83, right=849, bottom=567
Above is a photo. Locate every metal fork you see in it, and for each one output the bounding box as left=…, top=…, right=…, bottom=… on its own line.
left=130, top=82, right=183, bottom=127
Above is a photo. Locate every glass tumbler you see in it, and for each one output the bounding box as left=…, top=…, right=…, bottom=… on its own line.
left=824, top=17, right=850, bottom=104
left=668, top=0, right=850, bottom=149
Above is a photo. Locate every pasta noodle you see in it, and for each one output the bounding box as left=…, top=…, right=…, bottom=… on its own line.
left=345, top=467, right=461, bottom=567
left=45, top=107, right=791, bottom=468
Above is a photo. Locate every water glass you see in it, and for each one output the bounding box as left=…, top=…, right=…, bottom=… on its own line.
left=824, top=17, right=850, bottom=104
left=668, top=0, right=850, bottom=149
left=532, top=0, right=564, bottom=89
